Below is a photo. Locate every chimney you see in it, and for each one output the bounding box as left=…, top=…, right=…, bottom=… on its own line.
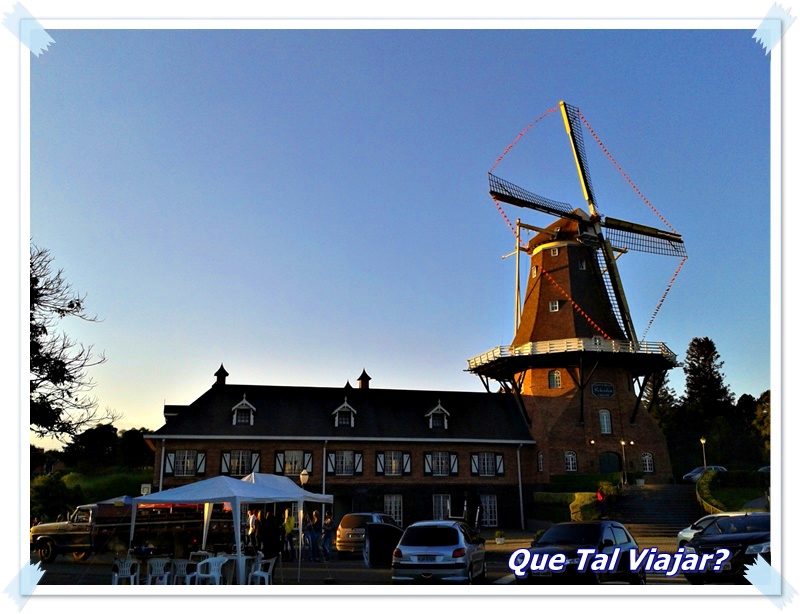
left=357, top=369, right=371, bottom=390
left=214, top=364, right=229, bottom=387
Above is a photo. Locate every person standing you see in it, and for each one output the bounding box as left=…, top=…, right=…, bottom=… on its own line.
left=309, top=510, right=322, bottom=562
left=283, top=507, right=296, bottom=562
left=246, top=508, right=257, bottom=547
left=321, top=511, right=334, bottom=561
left=262, top=510, right=281, bottom=559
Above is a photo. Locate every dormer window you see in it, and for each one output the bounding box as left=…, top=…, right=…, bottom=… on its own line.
left=231, top=395, right=256, bottom=426
left=332, top=398, right=357, bottom=428
left=425, top=401, right=449, bottom=430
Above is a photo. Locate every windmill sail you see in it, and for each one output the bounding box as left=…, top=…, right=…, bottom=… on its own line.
left=602, top=217, right=687, bottom=257
left=488, top=173, right=583, bottom=221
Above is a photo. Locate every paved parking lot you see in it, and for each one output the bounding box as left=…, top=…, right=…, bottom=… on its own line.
left=33, top=544, right=688, bottom=586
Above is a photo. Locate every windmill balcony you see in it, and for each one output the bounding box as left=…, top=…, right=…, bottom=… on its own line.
left=466, top=337, right=677, bottom=371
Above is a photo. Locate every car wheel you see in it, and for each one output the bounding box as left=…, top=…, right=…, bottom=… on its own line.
left=630, top=570, right=646, bottom=585
left=38, top=539, right=57, bottom=563
left=477, top=559, right=487, bottom=583
left=362, top=537, right=371, bottom=568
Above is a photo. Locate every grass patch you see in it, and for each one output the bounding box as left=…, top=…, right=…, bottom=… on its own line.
left=713, top=487, right=765, bottom=511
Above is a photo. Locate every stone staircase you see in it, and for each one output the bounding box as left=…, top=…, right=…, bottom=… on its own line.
left=607, top=484, right=705, bottom=553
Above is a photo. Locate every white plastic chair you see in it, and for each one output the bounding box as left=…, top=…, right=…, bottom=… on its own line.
left=145, top=557, right=171, bottom=584
left=170, top=558, right=194, bottom=585
left=111, top=557, right=140, bottom=585
left=189, top=550, right=211, bottom=562
left=248, top=555, right=277, bottom=585
left=187, top=555, right=228, bottom=585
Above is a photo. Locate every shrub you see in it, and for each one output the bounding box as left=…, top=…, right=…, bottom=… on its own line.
left=31, top=474, right=84, bottom=522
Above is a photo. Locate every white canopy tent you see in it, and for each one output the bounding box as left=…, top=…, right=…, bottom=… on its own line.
left=130, top=474, right=332, bottom=583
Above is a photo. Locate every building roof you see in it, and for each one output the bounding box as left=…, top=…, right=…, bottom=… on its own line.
left=150, top=380, right=533, bottom=444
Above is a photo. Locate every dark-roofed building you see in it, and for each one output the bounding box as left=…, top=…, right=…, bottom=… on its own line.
left=147, top=365, right=536, bottom=529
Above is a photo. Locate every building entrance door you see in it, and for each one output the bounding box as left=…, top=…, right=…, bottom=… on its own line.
left=599, top=451, right=622, bottom=473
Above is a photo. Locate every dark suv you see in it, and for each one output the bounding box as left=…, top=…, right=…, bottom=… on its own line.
left=513, top=520, right=645, bottom=584
left=335, top=512, right=399, bottom=555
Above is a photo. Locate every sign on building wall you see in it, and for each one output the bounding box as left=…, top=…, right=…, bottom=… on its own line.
left=591, top=382, right=615, bottom=398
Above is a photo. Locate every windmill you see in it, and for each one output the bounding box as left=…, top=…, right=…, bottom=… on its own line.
left=488, top=101, right=686, bottom=349
left=468, top=101, right=687, bottom=431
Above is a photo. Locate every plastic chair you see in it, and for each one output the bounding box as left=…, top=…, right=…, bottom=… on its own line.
left=170, top=559, right=194, bottom=585
left=248, top=555, right=277, bottom=585
left=189, top=550, right=211, bottom=562
left=145, top=557, right=172, bottom=584
left=187, top=555, right=228, bottom=585
left=111, top=557, right=140, bottom=585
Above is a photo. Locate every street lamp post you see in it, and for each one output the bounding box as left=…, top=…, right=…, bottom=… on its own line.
left=620, top=440, right=627, bottom=485
left=620, top=440, right=635, bottom=486
left=700, top=437, right=707, bottom=469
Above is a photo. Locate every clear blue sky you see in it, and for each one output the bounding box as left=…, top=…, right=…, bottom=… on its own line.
left=30, top=27, right=771, bottom=445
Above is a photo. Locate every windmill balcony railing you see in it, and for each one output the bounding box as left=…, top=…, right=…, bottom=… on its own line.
left=466, top=337, right=677, bottom=370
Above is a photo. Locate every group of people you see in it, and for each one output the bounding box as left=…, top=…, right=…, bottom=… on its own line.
left=246, top=507, right=334, bottom=562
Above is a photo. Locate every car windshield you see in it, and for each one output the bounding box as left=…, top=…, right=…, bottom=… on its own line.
left=536, top=524, right=602, bottom=546
left=339, top=515, right=370, bottom=529
left=713, top=515, right=769, bottom=534
left=400, top=526, right=459, bottom=547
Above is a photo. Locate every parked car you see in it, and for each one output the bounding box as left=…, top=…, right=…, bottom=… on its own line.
left=677, top=512, right=747, bottom=548
left=391, top=520, right=486, bottom=584
left=334, top=512, right=399, bottom=556
left=513, top=520, right=645, bottom=584
left=682, top=465, right=727, bottom=482
left=363, top=521, right=405, bottom=568
left=683, top=512, right=770, bottom=584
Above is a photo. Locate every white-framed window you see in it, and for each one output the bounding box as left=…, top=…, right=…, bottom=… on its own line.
left=480, top=494, right=498, bottom=528
left=478, top=452, right=495, bottom=477
left=599, top=409, right=612, bottom=434
left=230, top=395, right=256, bottom=426
left=426, top=401, right=450, bottom=430
left=431, top=451, right=449, bottom=477
left=641, top=452, right=655, bottom=473
left=537, top=451, right=544, bottom=473
left=332, top=400, right=356, bottom=428
left=531, top=265, right=539, bottom=278
left=385, top=451, right=403, bottom=477
left=564, top=451, right=578, bottom=472
left=432, top=494, right=451, bottom=520
left=549, top=300, right=560, bottom=312
left=335, top=450, right=354, bottom=476
left=548, top=370, right=561, bottom=389
left=550, top=247, right=559, bottom=257
left=174, top=450, right=197, bottom=477
left=384, top=494, right=403, bottom=526
left=229, top=450, right=251, bottom=477
left=284, top=450, right=304, bottom=476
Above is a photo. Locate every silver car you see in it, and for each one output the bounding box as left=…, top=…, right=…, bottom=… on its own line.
left=391, top=520, right=486, bottom=584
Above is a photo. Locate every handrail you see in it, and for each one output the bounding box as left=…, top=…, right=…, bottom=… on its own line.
left=466, top=337, right=677, bottom=370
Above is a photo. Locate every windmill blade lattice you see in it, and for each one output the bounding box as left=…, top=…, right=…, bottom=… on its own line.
left=488, top=172, right=582, bottom=220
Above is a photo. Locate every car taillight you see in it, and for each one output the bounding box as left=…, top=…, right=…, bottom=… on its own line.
left=452, top=548, right=466, bottom=558
left=393, top=548, right=402, bottom=559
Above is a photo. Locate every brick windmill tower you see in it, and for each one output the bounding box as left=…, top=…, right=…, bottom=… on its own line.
left=468, top=101, right=687, bottom=483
